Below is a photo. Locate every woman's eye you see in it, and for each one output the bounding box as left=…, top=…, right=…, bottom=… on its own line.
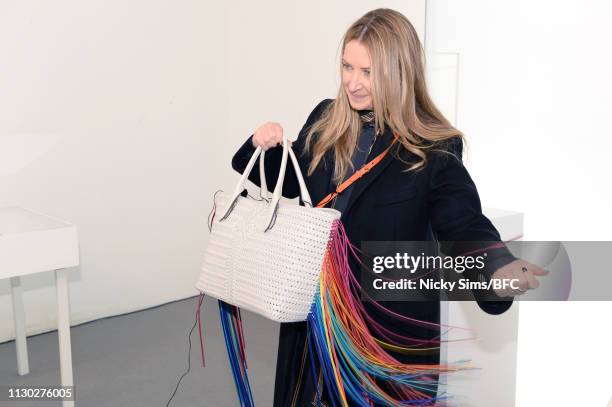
left=364, top=71, right=370, bottom=76
left=343, top=64, right=352, bottom=70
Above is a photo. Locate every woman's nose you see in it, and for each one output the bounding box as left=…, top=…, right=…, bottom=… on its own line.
left=347, top=73, right=362, bottom=91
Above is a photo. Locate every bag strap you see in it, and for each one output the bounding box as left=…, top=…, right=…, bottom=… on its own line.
left=315, top=134, right=400, bottom=208
left=259, top=150, right=269, bottom=201
left=245, top=147, right=299, bottom=203
left=219, top=136, right=313, bottom=231
left=259, top=144, right=314, bottom=207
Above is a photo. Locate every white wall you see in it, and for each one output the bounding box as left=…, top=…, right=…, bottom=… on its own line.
left=0, top=0, right=225, bottom=341
left=222, top=0, right=426, bottom=145
left=427, top=1, right=612, bottom=405
left=426, top=0, right=612, bottom=240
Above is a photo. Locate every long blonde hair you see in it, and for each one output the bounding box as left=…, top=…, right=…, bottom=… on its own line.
left=304, top=8, right=464, bottom=183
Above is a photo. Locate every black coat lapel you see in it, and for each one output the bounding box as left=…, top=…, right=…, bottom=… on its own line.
left=342, top=126, right=397, bottom=216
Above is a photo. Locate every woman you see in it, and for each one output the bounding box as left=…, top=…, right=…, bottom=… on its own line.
left=232, top=8, right=546, bottom=407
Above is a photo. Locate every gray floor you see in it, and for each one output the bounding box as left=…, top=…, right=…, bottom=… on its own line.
left=0, top=295, right=279, bottom=406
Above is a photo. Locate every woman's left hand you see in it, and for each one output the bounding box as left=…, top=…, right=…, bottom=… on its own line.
left=490, top=259, right=550, bottom=297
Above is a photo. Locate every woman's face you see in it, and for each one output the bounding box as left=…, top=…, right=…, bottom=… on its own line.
left=342, top=40, right=373, bottom=111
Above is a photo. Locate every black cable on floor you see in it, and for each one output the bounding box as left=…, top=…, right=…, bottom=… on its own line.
left=165, top=296, right=201, bottom=407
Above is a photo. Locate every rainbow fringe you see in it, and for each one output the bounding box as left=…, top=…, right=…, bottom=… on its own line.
left=305, top=220, right=475, bottom=406
left=218, top=219, right=472, bottom=406
left=219, top=300, right=254, bottom=407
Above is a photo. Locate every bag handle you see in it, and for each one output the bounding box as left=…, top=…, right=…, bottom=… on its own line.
left=256, top=149, right=294, bottom=202
left=260, top=143, right=313, bottom=207
left=259, top=150, right=269, bottom=201
left=219, top=136, right=312, bottom=231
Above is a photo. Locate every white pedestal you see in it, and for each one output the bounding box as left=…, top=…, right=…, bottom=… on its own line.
left=440, top=208, right=523, bottom=407
left=0, top=206, right=80, bottom=407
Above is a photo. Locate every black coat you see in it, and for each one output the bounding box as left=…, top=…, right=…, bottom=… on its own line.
left=231, top=99, right=515, bottom=406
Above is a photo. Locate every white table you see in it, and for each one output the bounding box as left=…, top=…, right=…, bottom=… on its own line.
left=0, top=206, right=79, bottom=407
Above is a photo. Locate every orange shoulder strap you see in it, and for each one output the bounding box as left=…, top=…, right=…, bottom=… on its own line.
left=315, top=134, right=399, bottom=208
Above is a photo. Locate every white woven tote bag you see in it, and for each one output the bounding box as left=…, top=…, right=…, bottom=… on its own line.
left=196, top=137, right=341, bottom=322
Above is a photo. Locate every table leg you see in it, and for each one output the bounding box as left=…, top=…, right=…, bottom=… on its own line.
left=10, top=276, right=30, bottom=375
left=55, top=269, right=75, bottom=407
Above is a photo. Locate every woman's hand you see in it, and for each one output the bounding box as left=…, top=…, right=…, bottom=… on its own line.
left=251, top=122, right=292, bottom=151
left=490, top=259, right=550, bottom=297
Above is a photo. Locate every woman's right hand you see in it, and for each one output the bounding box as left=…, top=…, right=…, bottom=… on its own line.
left=251, top=122, right=292, bottom=151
